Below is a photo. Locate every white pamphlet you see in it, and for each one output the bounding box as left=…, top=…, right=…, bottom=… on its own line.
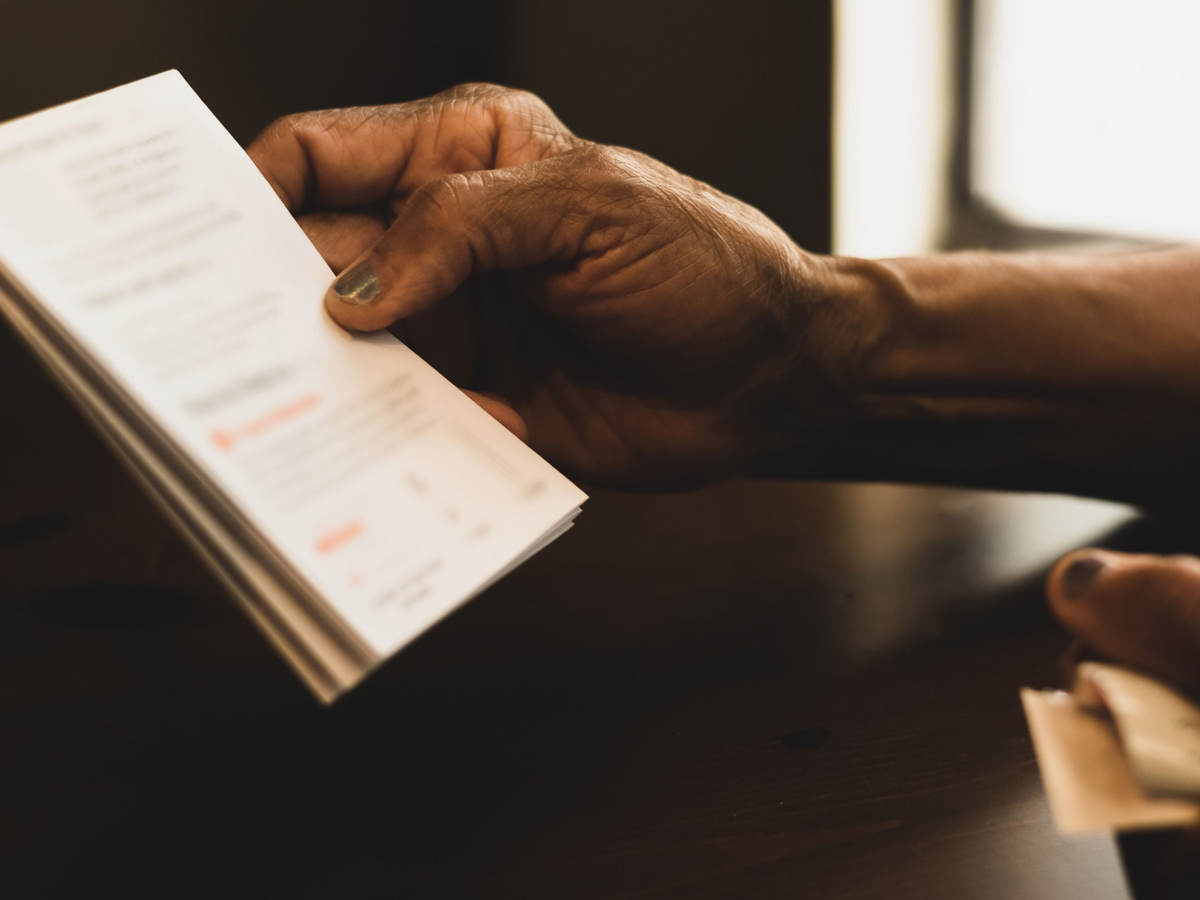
left=0, top=71, right=586, bottom=701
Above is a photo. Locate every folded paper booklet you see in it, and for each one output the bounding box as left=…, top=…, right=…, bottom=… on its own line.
left=1021, top=663, right=1200, bottom=834
left=0, top=71, right=586, bottom=702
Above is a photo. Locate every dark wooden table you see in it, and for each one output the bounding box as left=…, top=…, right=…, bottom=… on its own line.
left=1, top=325, right=1196, bottom=899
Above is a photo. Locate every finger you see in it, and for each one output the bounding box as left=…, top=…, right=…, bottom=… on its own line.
left=297, top=211, right=386, bottom=272
left=322, top=149, right=623, bottom=332
left=388, top=282, right=476, bottom=385
left=1047, top=549, right=1200, bottom=697
left=246, top=84, right=574, bottom=213
left=461, top=389, right=528, bottom=442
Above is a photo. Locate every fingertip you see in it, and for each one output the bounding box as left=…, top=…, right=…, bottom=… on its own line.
left=323, top=260, right=398, bottom=331
left=245, top=127, right=306, bottom=213
left=331, top=259, right=382, bottom=304
left=1047, top=550, right=1200, bottom=697
left=300, top=212, right=387, bottom=273
left=462, top=389, right=529, bottom=442
left=261, top=173, right=293, bottom=208
left=1049, top=548, right=1109, bottom=602
left=1047, top=549, right=1120, bottom=622
left=323, top=288, right=387, bottom=331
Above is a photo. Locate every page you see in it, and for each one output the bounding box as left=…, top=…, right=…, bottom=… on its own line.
left=0, top=71, right=585, bottom=659
left=0, top=275, right=360, bottom=701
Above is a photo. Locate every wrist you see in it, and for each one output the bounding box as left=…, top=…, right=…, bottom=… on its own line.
left=753, top=246, right=1200, bottom=502
left=815, top=253, right=915, bottom=417
left=744, top=251, right=905, bottom=474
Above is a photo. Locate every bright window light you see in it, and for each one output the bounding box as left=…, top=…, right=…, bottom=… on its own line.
left=833, top=0, right=953, bottom=257
left=974, top=0, right=1200, bottom=242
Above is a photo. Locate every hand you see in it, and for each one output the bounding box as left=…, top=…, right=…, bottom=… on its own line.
left=247, top=84, right=864, bottom=486
left=1047, top=549, right=1200, bottom=698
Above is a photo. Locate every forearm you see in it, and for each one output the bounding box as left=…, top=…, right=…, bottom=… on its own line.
left=788, top=248, right=1200, bottom=503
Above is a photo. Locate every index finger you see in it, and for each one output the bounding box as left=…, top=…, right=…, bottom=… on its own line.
left=246, top=83, right=574, bottom=214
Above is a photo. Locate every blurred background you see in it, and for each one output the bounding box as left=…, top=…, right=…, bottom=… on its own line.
left=5, top=0, right=1195, bottom=258
left=0, top=0, right=832, bottom=251
left=4, top=1, right=1197, bottom=896
left=837, top=0, right=1200, bottom=255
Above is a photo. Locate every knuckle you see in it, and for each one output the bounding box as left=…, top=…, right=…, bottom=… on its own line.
left=437, top=82, right=520, bottom=108
left=568, top=144, right=663, bottom=203
left=255, top=111, right=306, bottom=145
left=256, top=109, right=341, bottom=147
left=498, top=87, right=554, bottom=117
left=437, top=83, right=566, bottom=137
left=573, top=142, right=629, bottom=176
left=574, top=144, right=665, bottom=186
left=412, top=172, right=476, bottom=220
left=456, top=83, right=548, bottom=111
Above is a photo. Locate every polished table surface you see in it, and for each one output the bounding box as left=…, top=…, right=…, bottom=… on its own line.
left=1, top=326, right=1196, bottom=899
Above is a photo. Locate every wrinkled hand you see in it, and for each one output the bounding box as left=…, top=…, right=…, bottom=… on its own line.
left=248, top=84, right=858, bottom=486
left=1048, top=549, right=1200, bottom=698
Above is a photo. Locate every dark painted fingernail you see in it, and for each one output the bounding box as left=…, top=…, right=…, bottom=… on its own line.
left=1061, top=555, right=1107, bottom=600
left=331, top=261, right=381, bottom=305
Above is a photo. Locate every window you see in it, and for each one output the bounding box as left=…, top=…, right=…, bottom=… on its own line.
left=972, top=0, right=1200, bottom=244
left=834, top=0, right=1200, bottom=255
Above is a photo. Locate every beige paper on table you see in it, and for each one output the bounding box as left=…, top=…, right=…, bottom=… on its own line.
left=1022, top=663, right=1200, bottom=834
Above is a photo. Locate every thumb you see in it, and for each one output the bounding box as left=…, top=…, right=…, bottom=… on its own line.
left=1047, top=549, right=1200, bottom=698
left=322, top=157, right=597, bottom=332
